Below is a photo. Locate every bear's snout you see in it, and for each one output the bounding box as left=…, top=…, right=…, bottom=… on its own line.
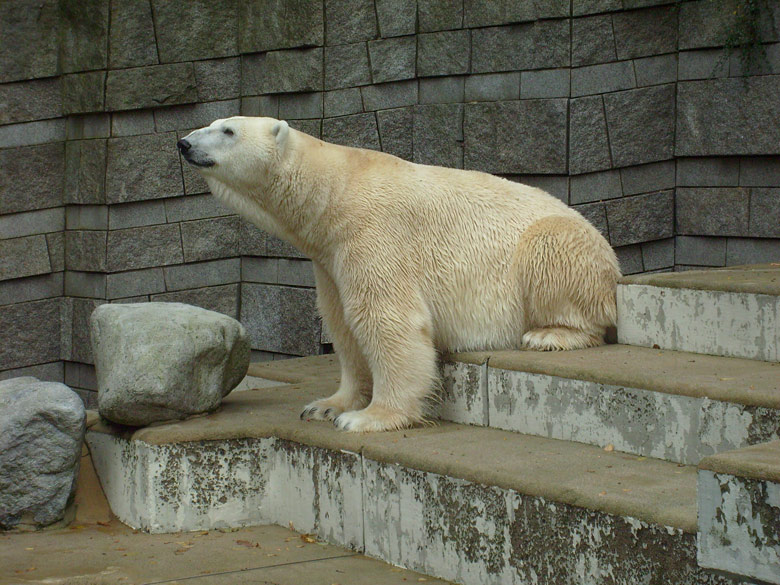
left=177, top=139, right=191, bottom=153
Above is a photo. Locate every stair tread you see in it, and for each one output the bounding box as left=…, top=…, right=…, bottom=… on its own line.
left=619, top=263, right=780, bottom=296
left=700, top=440, right=780, bottom=483
left=89, top=379, right=698, bottom=534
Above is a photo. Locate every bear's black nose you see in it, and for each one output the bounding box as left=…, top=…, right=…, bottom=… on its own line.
left=177, top=139, right=191, bottom=153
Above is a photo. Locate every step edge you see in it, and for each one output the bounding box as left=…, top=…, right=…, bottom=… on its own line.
left=698, top=440, right=780, bottom=484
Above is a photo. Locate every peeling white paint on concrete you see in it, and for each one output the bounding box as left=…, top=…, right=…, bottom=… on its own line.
left=618, top=284, right=779, bottom=361
left=439, top=361, right=488, bottom=426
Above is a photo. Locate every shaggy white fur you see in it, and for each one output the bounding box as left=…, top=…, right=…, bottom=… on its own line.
left=180, top=116, right=621, bottom=433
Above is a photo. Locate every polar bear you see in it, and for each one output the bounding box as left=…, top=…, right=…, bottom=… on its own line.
left=178, top=116, right=620, bottom=433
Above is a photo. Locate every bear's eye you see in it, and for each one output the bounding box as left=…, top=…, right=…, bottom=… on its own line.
left=223, top=128, right=234, bottom=136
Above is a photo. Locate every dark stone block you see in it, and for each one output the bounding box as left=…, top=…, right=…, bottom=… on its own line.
left=322, top=113, right=381, bottom=150
left=677, top=157, right=740, bottom=187
left=726, top=237, right=780, bottom=266
left=66, top=113, right=111, bottom=140
left=570, top=170, right=622, bottom=205
left=108, top=0, right=159, bottom=68
left=325, top=43, right=371, bottom=91
left=155, top=101, right=240, bottom=132
left=152, top=0, right=238, bottom=62
left=239, top=220, right=267, bottom=256
left=377, top=107, right=414, bottom=161
left=152, top=284, right=240, bottom=319
left=740, top=156, right=780, bottom=187
left=472, top=21, right=570, bottom=73
left=106, top=63, right=198, bottom=111
left=0, top=273, right=63, bottom=309
left=675, top=235, right=727, bottom=266
left=605, top=190, right=674, bottom=246
left=194, top=58, right=241, bottom=102
left=510, top=175, right=569, bottom=203
left=106, top=224, right=184, bottom=272
left=240, top=95, right=279, bottom=118
left=324, top=89, right=363, bottom=117
left=65, top=230, right=107, bottom=272
left=46, top=232, right=65, bottom=273
left=0, top=0, right=59, bottom=83
left=572, top=14, right=617, bottom=66
left=105, top=133, right=182, bottom=204
left=180, top=217, right=240, bottom=262
left=62, top=72, right=105, bottom=115
left=677, top=78, right=780, bottom=156
left=0, top=144, right=64, bottom=215
left=288, top=119, right=322, bottom=138
left=464, top=73, right=520, bottom=102
left=612, top=5, right=677, bottom=60
left=634, top=54, right=678, bottom=86
left=60, top=0, right=109, bottom=73
left=678, top=0, right=779, bottom=50
left=325, top=0, right=378, bottom=44
left=162, top=258, right=240, bottom=292
left=641, top=237, right=675, bottom=271
left=572, top=202, right=609, bottom=239
left=418, top=0, right=462, bottom=32
left=569, top=95, right=611, bottom=175
left=571, top=61, right=635, bottom=97
left=106, top=267, right=165, bottom=299
left=239, top=0, right=323, bottom=52
left=0, top=236, right=52, bottom=282
left=64, top=139, right=107, bottom=205
left=419, top=77, right=465, bottom=104
left=676, top=187, right=750, bottom=236
left=278, top=93, right=323, bottom=120
left=520, top=69, right=570, bottom=99
left=619, top=161, right=675, bottom=196
left=361, top=80, right=418, bottom=111
left=464, top=100, right=567, bottom=174
left=0, top=299, right=61, bottom=370
left=603, top=83, right=675, bottom=167
left=464, top=0, right=568, bottom=27
left=417, top=30, right=471, bottom=77
left=414, top=104, right=464, bottom=168
left=749, top=188, right=780, bottom=237
left=240, top=283, right=321, bottom=355
left=678, top=49, right=728, bottom=81
left=242, top=49, right=323, bottom=95
left=369, top=36, right=417, bottom=84
left=615, top=244, right=644, bottom=275
left=0, top=78, right=62, bottom=125
left=375, top=0, right=416, bottom=37
left=573, top=0, right=621, bottom=16
left=266, top=236, right=307, bottom=258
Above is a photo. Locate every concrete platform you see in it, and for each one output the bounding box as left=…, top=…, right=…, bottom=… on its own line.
left=617, top=264, right=780, bottom=361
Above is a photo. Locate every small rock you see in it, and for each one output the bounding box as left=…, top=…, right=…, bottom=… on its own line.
left=90, top=303, right=250, bottom=426
left=0, top=377, right=86, bottom=530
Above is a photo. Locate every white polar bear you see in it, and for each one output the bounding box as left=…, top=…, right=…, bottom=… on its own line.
left=179, top=116, right=621, bottom=433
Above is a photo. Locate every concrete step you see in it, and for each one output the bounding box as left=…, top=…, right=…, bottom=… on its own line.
left=87, top=378, right=744, bottom=585
left=617, top=263, right=780, bottom=361
left=698, top=440, right=780, bottom=585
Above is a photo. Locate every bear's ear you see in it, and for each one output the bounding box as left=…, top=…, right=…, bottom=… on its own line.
left=271, top=120, right=289, bottom=151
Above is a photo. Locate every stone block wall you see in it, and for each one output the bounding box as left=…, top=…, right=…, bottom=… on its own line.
left=1, top=0, right=779, bottom=403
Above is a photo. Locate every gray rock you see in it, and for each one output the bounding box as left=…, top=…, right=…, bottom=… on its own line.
left=278, top=93, right=323, bottom=120
left=573, top=0, right=621, bottom=16
left=678, top=49, right=728, bottom=81
left=151, top=284, right=240, bottom=320
left=641, top=237, right=675, bottom=271
left=604, top=190, right=674, bottom=246
left=619, top=160, right=675, bottom=195
left=91, top=303, right=249, bottom=426
left=287, top=119, right=322, bottom=139
left=110, top=111, right=155, bottom=137
left=676, top=187, right=751, bottom=236
left=569, top=95, right=611, bottom=175
left=419, top=77, right=465, bottom=104
left=0, top=298, right=61, bottom=372
left=361, top=80, right=418, bottom=111
left=0, top=377, right=85, bottom=530
left=0, top=207, right=64, bottom=240
left=324, top=44, right=371, bottom=91
left=64, top=139, right=107, bottom=205
left=64, top=271, right=106, bottom=300
left=749, top=188, right=780, bottom=238
left=414, top=104, right=464, bottom=169
left=740, top=156, right=780, bottom=187
left=678, top=0, right=779, bottom=50
left=472, top=21, right=569, bottom=73
left=106, top=224, right=184, bottom=272
left=464, top=73, right=520, bottom=102
left=47, top=232, right=65, bottom=273
left=572, top=202, right=609, bottom=239
left=239, top=0, right=323, bottom=52
left=324, top=0, right=378, bottom=44
left=163, top=258, right=241, bottom=292
left=569, top=170, right=622, bottom=205
left=634, top=54, right=678, bottom=86
left=105, top=133, right=182, bottom=204
left=65, top=230, right=107, bottom=272
left=62, top=72, right=105, bottom=116
left=152, top=0, right=238, bottom=63
left=105, top=63, right=198, bottom=111
left=324, top=89, right=364, bottom=118
left=165, top=193, right=231, bottom=223
left=676, top=157, right=740, bottom=187
left=369, top=37, right=417, bottom=84
left=242, top=49, right=323, bottom=95
left=726, top=237, right=780, bottom=266
left=615, top=244, right=644, bottom=275
left=571, top=61, right=635, bottom=97
left=418, top=0, right=462, bottom=32
left=675, top=235, right=727, bottom=266
left=603, top=84, right=675, bottom=167
left=194, top=58, right=241, bottom=102
left=464, top=0, right=567, bottom=27
left=0, top=143, right=64, bottom=215
left=67, top=298, right=103, bottom=364
left=612, top=5, right=677, bottom=60
left=377, top=107, right=414, bottom=161
left=520, top=69, right=570, bottom=99
left=572, top=14, right=617, bottom=66
left=66, top=113, right=111, bottom=140
left=417, top=31, right=471, bottom=77
left=108, top=200, right=165, bottom=230
left=60, top=0, right=109, bottom=73
left=0, top=78, right=62, bottom=126
left=322, top=113, right=381, bottom=150
left=154, top=100, right=240, bottom=133
left=0, top=0, right=59, bottom=83
left=239, top=221, right=268, bottom=256
left=180, top=216, right=240, bottom=262
left=375, top=0, right=416, bottom=36
left=464, top=100, right=567, bottom=174
left=105, top=268, right=165, bottom=299
left=108, top=0, right=158, bottom=68
left=240, top=95, right=279, bottom=118
left=266, top=236, right=307, bottom=259
left=0, top=235, right=52, bottom=282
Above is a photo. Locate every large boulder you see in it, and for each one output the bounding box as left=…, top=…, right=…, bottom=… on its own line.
left=0, top=377, right=85, bottom=530
left=90, top=302, right=250, bottom=426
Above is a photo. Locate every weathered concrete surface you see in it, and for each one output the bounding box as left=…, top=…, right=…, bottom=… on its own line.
left=619, top=263, right=780, bottom=296
left=439, top=359, right=488, bottom=426
left=698, top=441, right=780, bottom=584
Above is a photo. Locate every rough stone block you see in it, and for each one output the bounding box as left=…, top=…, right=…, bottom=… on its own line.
left=106, top=63, right=198, bottom=111
left=110, top=110, right=155, bottom=137
left=60, top=0, right=109, bottom=73
left=241, top=257, right=278, bottom=283
left=0, top=119, right=66, bottom=149
left=619, top=161, right=676, bottom=195
left=0, top=0, right=59, bottom=83
left=464, top=0, right=568, bottom=27
left=615, top=244, right=644, bottom=274
left=572, top=14, right=617, bottom=66
left=375, top=0, right=416, bottom=37
left=675, top=235, right=727, bottom=266
left=739, top=156, right=780, bottom=187
left=1, top=208, right=64, bottom=240
left=164, top=194, right=231, bottom=223
left=520, top=69, right=570, bottom=99
left=322, top=113, right=381, bottom=150
left=108, top=0, right=158, bottom=68
left=180, top=217, right=240, bottom=262
left=376, top=107, right=414, bottom=161
left=105, top=133, right=182, bottom=204
left=676, top=187, right=750, bottom=236
left=240, top=95, right=279, bottom=118
left=0, top=377, right=84, bottom=530
left=240, top=283, right=321, bottom=355
left=726, top=238, right=780, bottom=266
left=0, top=299, right=61, bottom=370
left=108, top=201, right=165, bottom=230
left=419, top=77, right=465, bottom=104
left=278, top=259, right=316, bottom=287
left=0, top=273, right=63, bottom=307
left=47, top=232, right=65, bottom=273
left=612, top=5, right=677, bottom=60
left=464, top=73, right=519, bottom=102
left=325, top=0, right=377, bottom=44
left=677, top=157, right=740, bottom=187
left=65, top=230, right=107, bottom=272
left=287, top=119, right=322, bottom=138
left=417, top=30, right=471, bottom=77
left=569, top=95, right=611, bottom=175
left=239, top=0, right=323, bottom=52
left=369, top=36, right=417, bottom=84
left=749, top=188, right=780, bottom=238
left=361, top=80, right=418, bottom=111
left=729, top=41, right=780, bottom=77
left=64, top=139, right=106, bottom=205
left=573, top=0, right=621, bottom=16
left=464, top=100, right=567, bottom=174
left=193, top=57, right=240, bottom=102
left=66, top=114, right=111, bottom=140
left=64, top=362, right=97, bottom=392
left=634, top=54, right=678, bottom=86
left=472, top=21, right=570, bottom=73
left=679, top=0, right=779, bottom=50
left=239, top=220, right=268, bottom=256
left=604, top=84, right=675, bottom=167
left=0, top=143, right=64, bottom=215
left=0, top=78, right=62, bottom=125
left=0, top=362, right=64, bottom=384
left=414, top=104, right=464, bottom=169
left=91, top=303, right=248, bottom=426
left=106, top=224, right=183, bottom=272
left=64, top=271, right=106, bottom=299
left=266, top=236, right=307, bottom=258
left=278, top=93, right=323, bottom=120
left=62, top=72, right=105, bottom=116
left=678, top=49, right=728, bottom=80
left=324, top=43, right=371, bottom=91
left=571, top=60, right=636, bottom=96
left=570, top=170, right=622, bottom=205
left=106, top=268, right=165, bottom=299
left=163, top=258, right=241, bottom=292
left=0, top=235, right=52, bottom=282
left=65, top=298, right=103, bottom=363
left=677, top=77, right=780, bottom=156
left=152, top=0, right=238, bottom=63
left=418, top=0, right=462, bottom=31
left=324, top=89, right=363, bottom=118
left=605, top=190, right=674, bottom=246
left=242, top=49, right=323, bottom=95
left=572, top=202, right=609, bottom=238
left=641, top=237, right=675, bottom=271
left=151, top=284, right=240, bottom=319
left=154, top=100, right=240, bottom=132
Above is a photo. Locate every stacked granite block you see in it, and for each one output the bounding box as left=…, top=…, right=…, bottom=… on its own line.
left=2, top=0, right=780, bottom=397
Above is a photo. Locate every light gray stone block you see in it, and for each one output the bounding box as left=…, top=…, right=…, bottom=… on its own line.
left=106, top=63, right=198, bottom=111
left=376, top=107, right=414, bottom=161
left=106, top=268, right=166, bottom=299
left=64, top=139, right=106, bottom=205
left=569, top=170, right=622, bottom=205
left=619, top=161, right=676, bottom=195
left=749, top=189, right=780, bottom=237
left=414, top=103, right=464, bottom=169
left=64, top=271, right=106, bottom=299
left=417, top=30, right=470, bottom=77
left=241, top=257, right=278, bottom=283
left=0, top=377, right=84, bottom=530
left=154, top=100, right=240, bottom=132
left=572, top=14, right=617, bottom=66
left=418, top=0, right=462, bottom=31
left=520, top=68, right=570, bottom=99
left=0, top=118, right=66, bottom=149
left=180, top=217, right=240, bottom=262
left=151, top=284, right=240, bottom=319
left=163, top=258, right=241, bottom=292
left=66, top=205, right=108, bottom=231
left=740, top=157, right=780, bottom=187
left=266, top=235, right=308, bottom=259
left=375, top=0, right=416, bottom=37
left=239, top=0, right=323, bottom=52
left=0, top=77, right=62, bottom=126
left=472, top=21, right=570, bottom=73
left=641, top=237, right=675, bottom=271
left=108, top=201, right=166, bottom=230
left=47, top=232, right=65, bottom=273
left=278, top=259, right=316, bottom=287
left=152, top=0, right=238, bottom=63
left=65, top=230, right=107, bottom=272
left=0, top=208, right=64, bottom=240
left=239, top=221, right=267, bottom=256
left=419, top=77, right=465, bottom=104
left=605, top=190, right=675, bottom=246
left=106, top=133, right=182, bottom=204
left=106, top=224, right=183, bottom=272
left=0, top=298, right=61, bottom=370
left=464, top=73, right=519, bottom=102
left=242, top=48, right=323, bottom=95
left=324, top=89, right=363, bottom=118
left=324, top=43, right=371, bottom=91
left=0, top=273, right=63, bottom=307
left=675, top=236, right=727, bottom=266
left=278, top=93, right=323, bottom=120
left=634, top=53, right=678, bottom=86
left=361, top=80, right=418, bottom=111
left=571, top=61, right=636, bottom=97
left=108, top=0, right=158, bottom=68
left=726, top=238, right=780, bottom=266
left=677, top=157, right=740, bottom=187
left=322, top=113, right=381, bottom=150
left=369, top=36, right=416, bottom=84
left=191, top=57, right=240, bottom=102
left=0, top=235, right=52, bottom=282
left=165, top=194, right=232, bottom=222
left=569, top=95, right=611, bottom=175
left=110, top=111, right=155, bottom=137
left=324, top=0, right=377, bottom=44
left=676, top=187, right=750, bottom=236
left=611, top=5, right=677, bottom=60
left=66, top=114, right=111, bottom=140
